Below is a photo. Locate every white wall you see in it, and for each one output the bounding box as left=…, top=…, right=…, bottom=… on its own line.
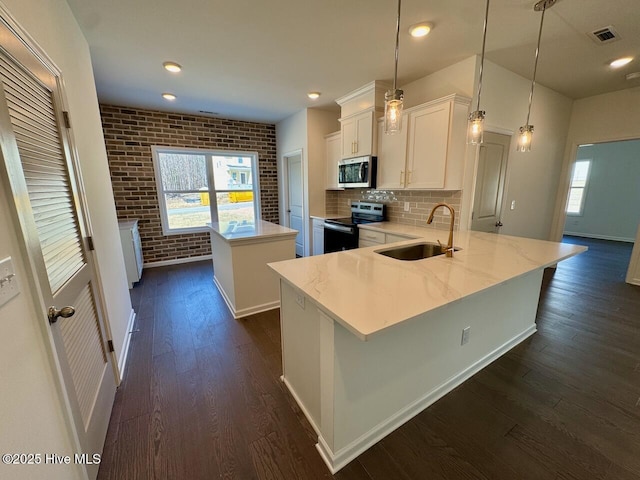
left=0, top=0, right=131, bottom=478
left=277, top=108, right=338, bottom=256
left=551, top=87, right=640, bottom=241
left=564, top=141, right=640, bottom=242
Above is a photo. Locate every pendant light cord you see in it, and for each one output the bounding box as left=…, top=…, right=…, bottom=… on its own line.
left=476, top=0, right=490, bottom=112
left=525, top=4, right=547, bottom=126
left=393, top=0, right=401, bottom=91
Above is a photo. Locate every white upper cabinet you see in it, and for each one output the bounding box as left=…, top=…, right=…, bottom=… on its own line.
left=325, top=131, right=342, bottom=189
left=376, top=116, right=407, bottom=189
left=341, top=110, right=375, bottom=159
left=376, top=94, right=471, bottom=190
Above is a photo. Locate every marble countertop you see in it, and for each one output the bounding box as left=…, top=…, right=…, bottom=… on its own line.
left=269, top=223, right=587, bottom=340
left=209, top=220, right=298, bottom=243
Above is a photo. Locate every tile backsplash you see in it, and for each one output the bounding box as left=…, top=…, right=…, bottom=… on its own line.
left=326, top=189, right=462, bottom=231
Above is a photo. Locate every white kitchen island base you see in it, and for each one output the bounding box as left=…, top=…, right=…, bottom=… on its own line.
left=209, top=220, right=297, bottom=319
left=278, top=270, right=542, bottom=472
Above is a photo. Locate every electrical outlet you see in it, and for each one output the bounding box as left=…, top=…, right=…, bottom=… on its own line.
left=404, top=202, right=410, bottom=212
left=295, top=293, right=305, bottom=310
left=461, top=326, right=471, bottom=345
left=0, top=256, right=20, bottom=308
left=346, top=198, right=351, bottom=207
left=511, top=200, right=516, bottom=210
left=442, top=208, right=450, bottom=216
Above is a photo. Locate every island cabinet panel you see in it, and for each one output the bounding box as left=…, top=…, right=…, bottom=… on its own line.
left=278, top=269, right=543, bottom=473
left=340, top=111, right=375, bottom=159
left=312, top=218, right=325, bottom=255
left=376, top=94, right=470, bottom=190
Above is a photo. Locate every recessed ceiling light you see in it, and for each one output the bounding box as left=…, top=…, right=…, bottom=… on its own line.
left=307, top=92, right=321, bottom=100
left=409, top=22, right=432, bottom=38
left=163, top=61, right=182, bottom=73
left=162, top=93, right=176, bottom=101
left=610, top=57, right=633, bottom=68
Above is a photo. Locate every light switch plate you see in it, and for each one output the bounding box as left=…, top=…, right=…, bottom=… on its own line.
left=295, top=293, right=305, bottom=310
left=511, top=200, right=516, bottom=210
left=461, top=326, right=471, bottom=345
left=0, top=256, right=20, bottom=308
left=404, top=202, right=410, bottom=212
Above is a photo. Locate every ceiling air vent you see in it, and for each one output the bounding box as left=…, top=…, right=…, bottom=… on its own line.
left=590, top=26, right=620, bottom=44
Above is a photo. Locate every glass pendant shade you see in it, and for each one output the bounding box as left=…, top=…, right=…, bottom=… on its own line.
left=384, top=89, right=404, bottom=134
left=517, top=125, right=534, bottom=152
left=467, top=110, right=486, bottom=145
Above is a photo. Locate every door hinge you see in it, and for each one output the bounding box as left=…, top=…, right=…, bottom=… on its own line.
left=107, top=340, right=115, bottom=352
left=62, top=111, right=71, bottom=129
left=87, top=236, right=95, bottom=251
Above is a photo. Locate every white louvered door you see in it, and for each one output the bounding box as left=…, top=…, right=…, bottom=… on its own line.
left=0, top=21, right=115, bottom=479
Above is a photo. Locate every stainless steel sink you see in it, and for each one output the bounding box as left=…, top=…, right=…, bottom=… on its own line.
left=375, top=242, right=460, bottom=261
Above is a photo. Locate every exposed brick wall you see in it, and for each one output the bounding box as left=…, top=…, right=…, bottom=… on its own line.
left=100, top=104, right=278, bottom=264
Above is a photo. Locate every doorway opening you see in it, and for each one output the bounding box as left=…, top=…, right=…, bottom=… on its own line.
left=283, top=150, right=304, bottom=257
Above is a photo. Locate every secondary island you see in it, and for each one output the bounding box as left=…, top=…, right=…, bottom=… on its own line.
left=209, top=220, right=297, bottom=318
left=268, top=224, right=586, bottom=473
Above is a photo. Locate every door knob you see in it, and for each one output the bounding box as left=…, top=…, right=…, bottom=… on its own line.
left=48, top=306, right=75, bottom=324
left=495, top=221, right=504, bottom=227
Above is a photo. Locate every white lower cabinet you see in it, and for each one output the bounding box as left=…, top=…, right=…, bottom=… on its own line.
left=358, top=226, right=417, bottom=248
left=118, top=219, right=143, bottom=289
left=312, top=218, right=325, bottom=255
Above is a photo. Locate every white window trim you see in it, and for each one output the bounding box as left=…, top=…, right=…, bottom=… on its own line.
left=151, top=146, right=262, bottom=235
left=566, top=159, right=591, bottom=217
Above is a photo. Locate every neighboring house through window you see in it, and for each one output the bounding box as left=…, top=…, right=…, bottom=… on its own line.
left=566, top=160, right=591, bottom=215
left=152, top=147, right=261, bottom=235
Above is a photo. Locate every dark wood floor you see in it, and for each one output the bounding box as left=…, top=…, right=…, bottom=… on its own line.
left=97, top=236, right=640, bottom=480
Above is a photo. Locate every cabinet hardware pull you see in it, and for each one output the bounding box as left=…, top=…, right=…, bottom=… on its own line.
left=354, top=141, right=358, bottom=153
left=408, top=170, right=413, bottom=185
left=400, top=170, right=404, bottom=186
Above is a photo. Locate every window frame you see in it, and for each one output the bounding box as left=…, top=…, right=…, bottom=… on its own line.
left=566, top=159, right=591, bottom=217
left=151, top=146, right=261, bottom=235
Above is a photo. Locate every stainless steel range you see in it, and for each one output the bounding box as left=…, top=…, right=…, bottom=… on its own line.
left=323, top=201, right=385, bottom=253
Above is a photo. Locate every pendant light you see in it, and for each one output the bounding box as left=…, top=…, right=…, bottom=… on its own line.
left=384, top=0, right=403, bottom=135
left=467, top=0, right=491, bottom=145
left=517, top=0, right=557, bottom=152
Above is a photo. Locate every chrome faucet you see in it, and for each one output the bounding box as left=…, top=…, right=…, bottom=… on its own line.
left=426, top=203, right=455, bottom=257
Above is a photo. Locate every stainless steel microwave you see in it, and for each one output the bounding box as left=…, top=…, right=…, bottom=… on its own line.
left=338, top=156, right=377, bottom=188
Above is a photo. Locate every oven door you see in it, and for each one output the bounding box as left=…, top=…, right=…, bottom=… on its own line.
left=324, top=222, right=358, bottom=253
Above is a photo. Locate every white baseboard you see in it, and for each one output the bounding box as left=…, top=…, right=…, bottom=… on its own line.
left=213, top=276, right=280, bottom=319
left=116, top=308, right=136, bottom=383
left=316, top=325, right=537, bottom=473
left=144, top=254, right=212, bottom=269
left=564, top=232, right=634, bottom=243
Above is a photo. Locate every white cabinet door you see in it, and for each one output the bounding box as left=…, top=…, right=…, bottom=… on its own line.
left=341, top=111, right=374, bottom=158
left=325, top=132, right=342, bottom=189
left=312, top=219, right=325, bottom=255
left=376, top=117, right=408, bottom=189
left=406, top=101, right=451, bottom=189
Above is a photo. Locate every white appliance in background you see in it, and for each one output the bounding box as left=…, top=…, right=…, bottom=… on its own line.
left=118, top=219, right=143, bottom=288
left=338, top=156, right=377, bottom=188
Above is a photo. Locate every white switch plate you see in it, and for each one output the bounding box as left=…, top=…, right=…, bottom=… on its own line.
left=404, top=202, right=410, bottom=212
left=442, top=208, right=450, bottom=216
left=461, top=326, right=471, bottom=345
left=511, top=200, right=516, bottom=210
left=0, top=256, right=20, bottom=307
left=295, top=293, right=305, bottom=310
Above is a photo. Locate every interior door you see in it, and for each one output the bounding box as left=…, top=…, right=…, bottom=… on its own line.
left=286, top=153, right=304, bottom=256
left=0, top=33, right=115, bottom=479
left=471, top=132, right=511, bottom=233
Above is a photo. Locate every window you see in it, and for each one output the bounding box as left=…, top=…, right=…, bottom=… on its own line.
left=152, top=147, right=261, bottom=235
left=566, top=160, right=591, bottom=215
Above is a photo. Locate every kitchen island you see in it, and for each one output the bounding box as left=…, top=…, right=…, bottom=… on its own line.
left=268, top=226, right=586, bottom=473
left=209, top=220, right=297, bottom=318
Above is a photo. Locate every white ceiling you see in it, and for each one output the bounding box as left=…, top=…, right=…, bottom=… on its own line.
left=65, top=0, right=640, bottom=124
